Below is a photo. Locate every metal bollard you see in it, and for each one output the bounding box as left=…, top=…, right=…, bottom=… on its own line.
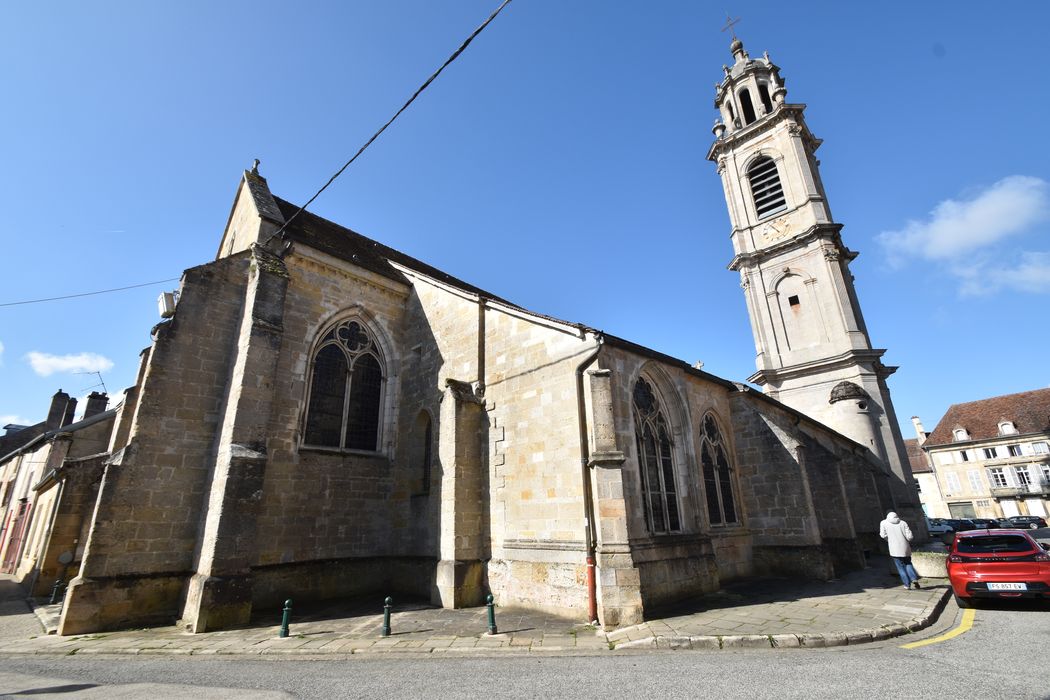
left=486, top=593, right=498, bottom=635
left=279, top=599, right=292, bottom=638
left=381, top=596, right=393, bottom=637
left=49, top=578, right=64, bottom=605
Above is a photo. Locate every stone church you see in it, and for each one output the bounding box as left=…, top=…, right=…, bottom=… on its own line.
left=54, top=38, right=922, bottom=635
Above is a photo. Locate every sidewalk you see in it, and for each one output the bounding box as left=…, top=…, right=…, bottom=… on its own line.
left=0, top=559, right=950, bottom=657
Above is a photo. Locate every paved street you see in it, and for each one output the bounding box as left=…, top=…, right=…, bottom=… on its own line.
left=2, top=599, right=1048, bottom=698
left=1, top=563, right=1047, bottom=698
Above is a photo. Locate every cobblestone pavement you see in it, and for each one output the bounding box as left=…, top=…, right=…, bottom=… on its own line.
left=0, top=558, right=949, bottom=657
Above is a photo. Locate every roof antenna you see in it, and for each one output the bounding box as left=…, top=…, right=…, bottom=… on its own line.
left=74, top=370, right=108, bottom=394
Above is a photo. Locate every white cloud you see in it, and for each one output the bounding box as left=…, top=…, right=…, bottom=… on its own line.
left=878, top=176, right=1050, bottom=295
left=25, top=351, right=114, bottom=377
left=0, top=414, right=32, bottom=426
left=878, top=175, right=1050, bottom=264
left=954, top=251, right=1050, bottom=297
left=0, top=340, right=4, bottom=366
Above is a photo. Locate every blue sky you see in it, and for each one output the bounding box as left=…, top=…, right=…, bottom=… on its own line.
left=2, top=1, right=1048, bottom=438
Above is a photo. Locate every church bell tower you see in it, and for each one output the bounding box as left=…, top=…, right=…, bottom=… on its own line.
left=706, top=36, right=920, bottom=515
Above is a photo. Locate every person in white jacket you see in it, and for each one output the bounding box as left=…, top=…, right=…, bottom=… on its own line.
left=880, top=511, right=921, bottom=589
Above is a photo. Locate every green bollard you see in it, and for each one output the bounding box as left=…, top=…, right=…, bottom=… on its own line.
left=381, top=596, right=393, bottom=637
left=279, top=599, right=292, bottom=638
left=48, top=578, right=64, bottom=605
left=486, top=594, right=497, bottom=635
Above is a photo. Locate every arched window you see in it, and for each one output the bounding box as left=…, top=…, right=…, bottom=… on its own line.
left=304, top=319, right=385, bottom=451
left=700, top=414, right=738, bottom=526
left=952, top=428, right=969, bottom=442
left=757, top=83, right=773, bottom=113
left=738, top=88, right=757, bottom=124
left=747, top=156, right=787, bottom=219
left=998, top=421, right=1016, bottom=436
left=633, top=377, right=680, bottom=534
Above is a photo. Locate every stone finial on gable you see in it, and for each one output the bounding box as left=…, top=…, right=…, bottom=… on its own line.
left=217, top=161, right=286, bottom=260
left=242, top=160, right=284, bottom=225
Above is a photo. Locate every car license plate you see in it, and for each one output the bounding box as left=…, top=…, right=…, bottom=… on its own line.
left=987, top=582, right=1027, bottom=591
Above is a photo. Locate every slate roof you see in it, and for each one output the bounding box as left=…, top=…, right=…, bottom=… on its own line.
left=0, top=423, right=46, bottom=460
left=925, top=387, right=1050, bottom=447
left=273, top=196, right=520, bottom=307
left=0, top=409, right=117, bottom=465
left=903, top=438, right=931, bottom=473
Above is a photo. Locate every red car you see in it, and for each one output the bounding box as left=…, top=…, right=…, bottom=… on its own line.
left=947, top=529, right=1050, bottom=607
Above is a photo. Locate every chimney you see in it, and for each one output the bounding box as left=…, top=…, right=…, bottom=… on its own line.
left=911, top=416, right=927, bottom=445
left=46, top=390, right=72, bottom=430
left=84, top=391, right=109, bottom=419
left=62, top=397, right=78, bottom=426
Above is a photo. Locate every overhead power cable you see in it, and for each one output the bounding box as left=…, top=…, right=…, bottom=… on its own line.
left=0, top=278, right=180, bottom=308
left=265, top=0, right=514, bottom=246
left=3, top=2, right=511, bottom=310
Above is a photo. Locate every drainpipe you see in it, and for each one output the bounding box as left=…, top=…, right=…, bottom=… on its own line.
left=575, top=331, right=604, bottom=624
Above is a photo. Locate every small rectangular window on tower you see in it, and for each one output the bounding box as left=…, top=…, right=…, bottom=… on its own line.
left=788, top=295, right=800, bottom=307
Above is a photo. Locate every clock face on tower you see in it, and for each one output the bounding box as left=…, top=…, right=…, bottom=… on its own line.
left=760, top=216, right=789, bottom=244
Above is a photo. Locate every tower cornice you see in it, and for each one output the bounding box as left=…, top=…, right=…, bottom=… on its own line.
left=727, top=223, right=854, bottom=271
left=747, top=348, right=891, bottom=387
left=707, top=104, right=820, bottom=161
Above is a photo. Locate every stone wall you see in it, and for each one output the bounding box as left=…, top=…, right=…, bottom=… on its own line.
left=600, top=344, right=746, bottom=617
left=729, top=396, right=817, bottom=543
left=798, top=436, right=864, bottom=575
left=838, top=451, right=887, bottom=554
left=230, top=247, right=415, bottom=615
left=60, top=255, right=250, bottom=634
left=251, top=556, right=435, bottom=610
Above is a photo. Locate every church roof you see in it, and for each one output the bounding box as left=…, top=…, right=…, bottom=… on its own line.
left=273, top=196, right=520, bottom=307
left=265, top=188, right=876, bottom=460
left=924, top=387, right=1050, bottom=447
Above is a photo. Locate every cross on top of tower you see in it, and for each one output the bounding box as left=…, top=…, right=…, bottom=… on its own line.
left=721, top=13, right=741, bottom=40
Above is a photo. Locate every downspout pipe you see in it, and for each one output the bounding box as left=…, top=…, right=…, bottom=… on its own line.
left=575, top=331, right=604, bottom=625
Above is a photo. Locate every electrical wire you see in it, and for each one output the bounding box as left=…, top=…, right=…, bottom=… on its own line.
left=0, top=279, right=180, bottom=307
left=264, top=0, right=514, bottom=246
left=2, top=1, right=512, bottom=310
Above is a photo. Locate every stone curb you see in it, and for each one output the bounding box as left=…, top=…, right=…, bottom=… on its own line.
left=612, top=587, right=951, bottom=651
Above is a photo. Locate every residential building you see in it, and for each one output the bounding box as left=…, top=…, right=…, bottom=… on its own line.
left=919, top=388, right=1050, bottom=520
left=0, top=392, right=113, bottom=595
left=905, top=417, right=943, bottom=517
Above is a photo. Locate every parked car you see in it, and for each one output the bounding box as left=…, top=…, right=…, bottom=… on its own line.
left=969, top=518, right=1001, bottom=530
left=926, top=518, right=954, bottom=536
left=947, top=529, right=1050, bottom=608
left=1003, top=515, right=1048, bottom=529
left=945, top=518, right=979, bottom=532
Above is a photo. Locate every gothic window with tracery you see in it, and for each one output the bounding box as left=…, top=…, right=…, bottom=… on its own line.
left=633, top=377, right=681, bottom=534
left=700, top=414, right=738, bottom=526
left=304, top=319, right=384, bottom=451
left=747, top=156, right=787, bottom=219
